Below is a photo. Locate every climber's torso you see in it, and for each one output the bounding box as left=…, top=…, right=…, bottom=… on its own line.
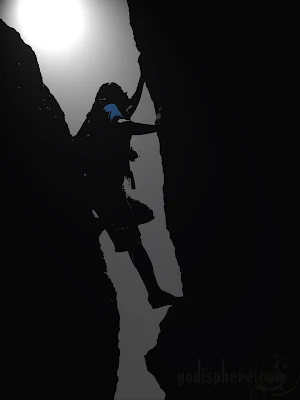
left=84, top=103, right=134, bottom=186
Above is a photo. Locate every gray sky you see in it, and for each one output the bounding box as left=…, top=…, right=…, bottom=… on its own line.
left=1, top=2, right=183, bottom=398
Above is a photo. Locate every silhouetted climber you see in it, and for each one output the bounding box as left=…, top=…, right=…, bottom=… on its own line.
left=75, top=73, right=179, bottom=308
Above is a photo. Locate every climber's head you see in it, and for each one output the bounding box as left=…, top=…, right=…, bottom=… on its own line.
left=95, top=82, right=129, bottom=111
left=86, top=82, right=128, bottom=121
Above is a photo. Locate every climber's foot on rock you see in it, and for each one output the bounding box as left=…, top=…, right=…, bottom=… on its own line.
left=148, top=289, right=182, bottom=309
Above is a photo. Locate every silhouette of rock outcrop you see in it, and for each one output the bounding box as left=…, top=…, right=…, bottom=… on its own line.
left=127, top=3, right=289, bottom=398
left=1, top=19, right=119, bottom=398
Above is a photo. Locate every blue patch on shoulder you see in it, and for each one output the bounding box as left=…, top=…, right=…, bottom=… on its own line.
left=103, top=103, right=124, bottom=121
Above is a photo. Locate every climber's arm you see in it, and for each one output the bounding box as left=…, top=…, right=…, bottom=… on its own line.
left=125, top=74, right=144, bottom=118
left=116, top=118, right=159, bottom=135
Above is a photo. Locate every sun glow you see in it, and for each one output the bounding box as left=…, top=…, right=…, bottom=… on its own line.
left=16, top=0, right=85, bottom=53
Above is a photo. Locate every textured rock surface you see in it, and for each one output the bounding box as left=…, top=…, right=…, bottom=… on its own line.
left=127, top=3, right=291, bottom=399
left=1, top=19, right=119, bottom=398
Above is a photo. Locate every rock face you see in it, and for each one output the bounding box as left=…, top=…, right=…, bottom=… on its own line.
left=1, top=19, right=119, bottom=398
left=127, top=3, right=288, bottom=399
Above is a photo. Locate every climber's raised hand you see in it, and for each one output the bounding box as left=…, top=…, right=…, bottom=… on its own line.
left=155, top=106, right=163, bottom=126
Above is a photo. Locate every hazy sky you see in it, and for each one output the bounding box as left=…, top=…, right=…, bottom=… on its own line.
left=0, top=0, right=154, bottom=136
left=1, top=3, right=183, bottom=398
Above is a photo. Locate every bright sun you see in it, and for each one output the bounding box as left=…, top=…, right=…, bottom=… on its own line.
left=16, top=0, right=85, bottom=53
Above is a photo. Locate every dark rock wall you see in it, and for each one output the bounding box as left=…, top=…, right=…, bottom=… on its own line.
left=1, top=19, right=119, bottom=398
left=127, top=3, right=291, bottom=398
left=128, top=1, right=262, bottom=314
